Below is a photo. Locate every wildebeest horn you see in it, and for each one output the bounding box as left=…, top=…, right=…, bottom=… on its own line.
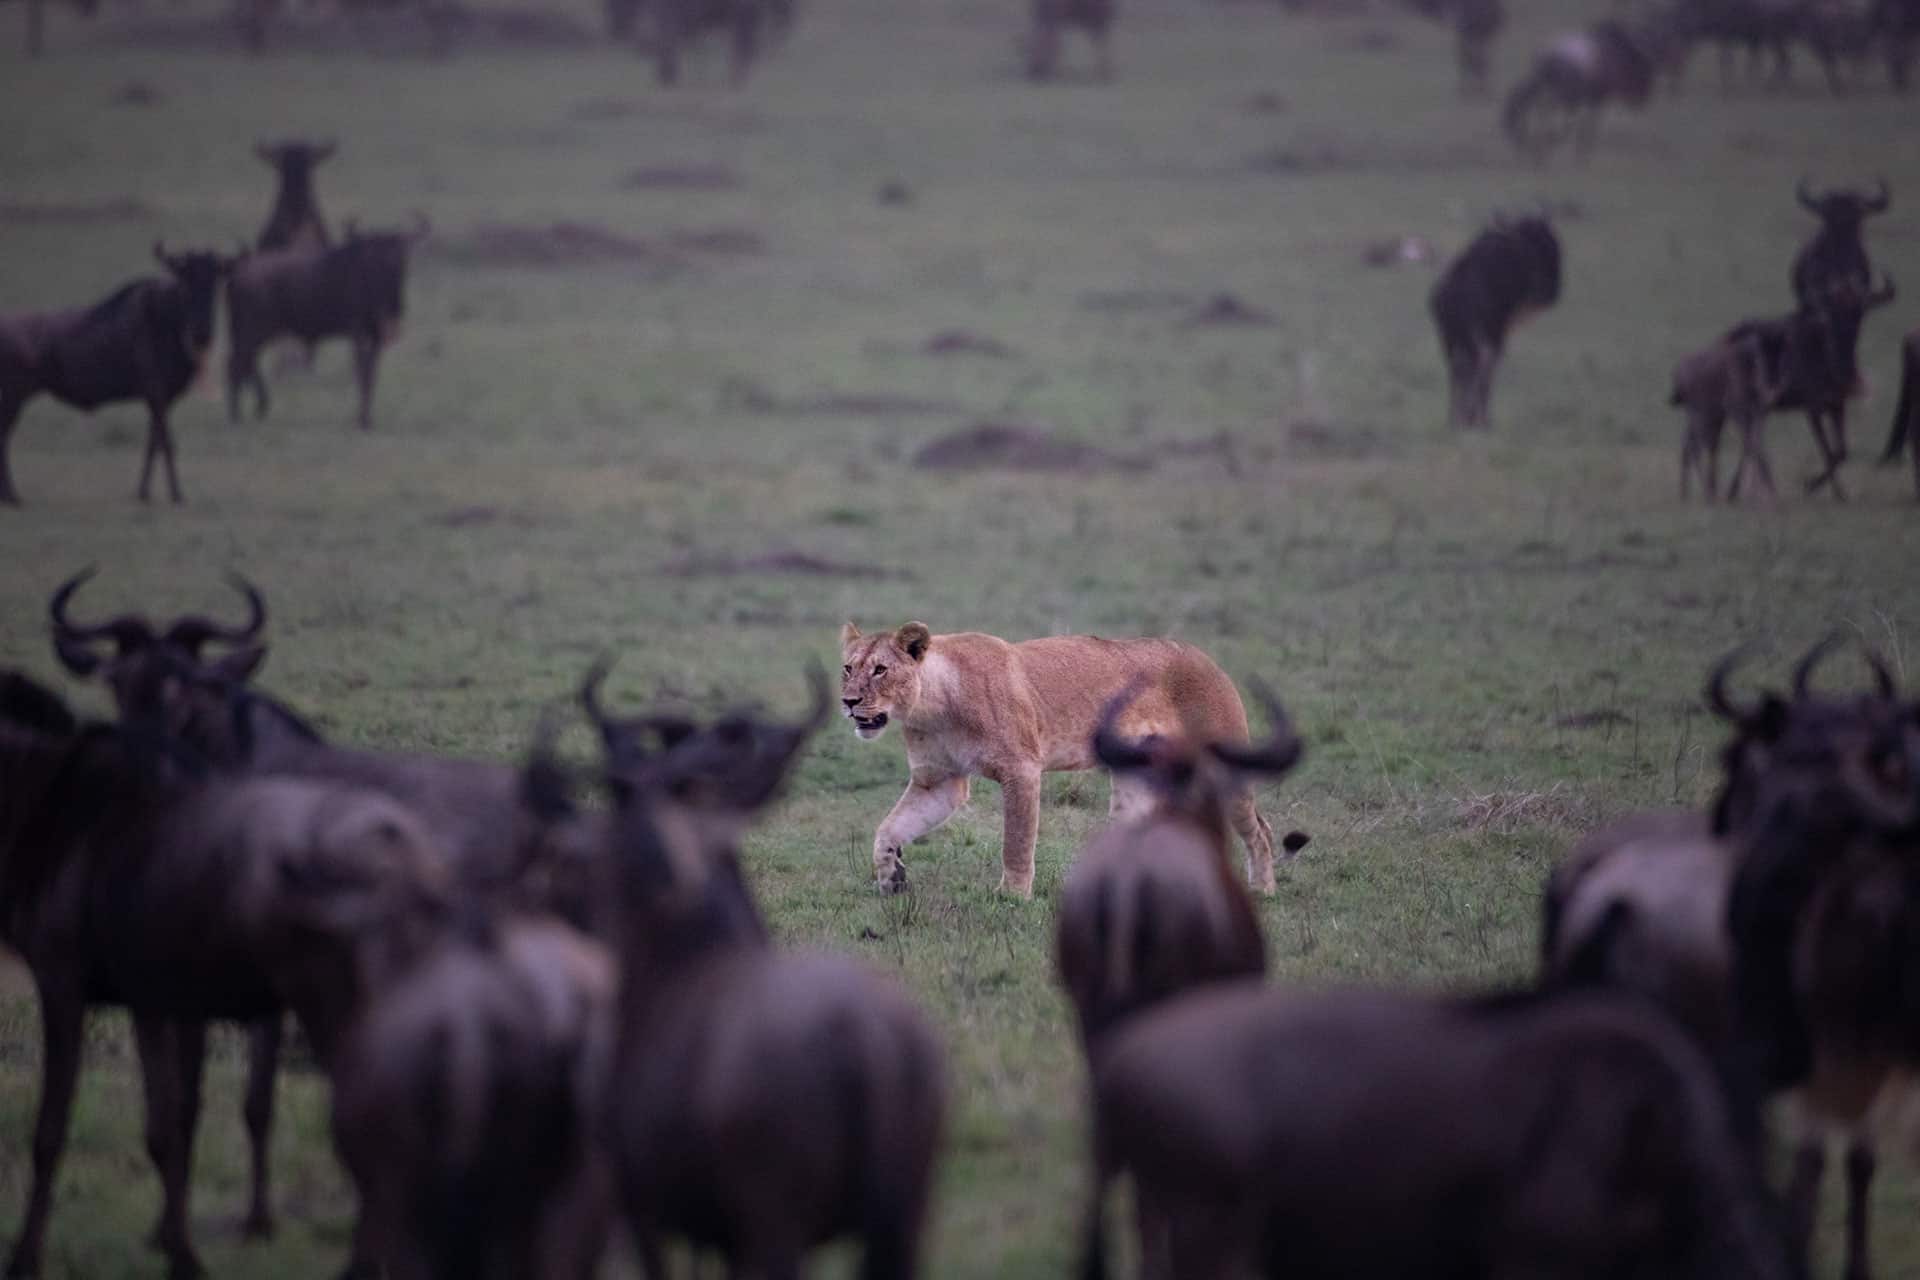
left=1792, top=631, right=1849, bottom=698
left=315, top=139, right=338, bottom=161
left=162, top=573, right=267, bottom=657
left=1797, top=178, right=1820, bottom=212
left=1091, top=678, right=1155, bottom=772
left=49, top=567, right=153, bottom=675
left=520, top=708, right=577, bottom=826
left=1868, top=274, right=1897, bottom=308
left=579, top=653, right=620, bottom=749
left=579, top=655, right=699, bottom=762
left=1868, top=177, right=1890, bottom=213
left=1705, top=645, right=1764, bottom=724
left=1865, top=649, right=1898, bottom=700
left=1206, top=677, right=1303, bottom=775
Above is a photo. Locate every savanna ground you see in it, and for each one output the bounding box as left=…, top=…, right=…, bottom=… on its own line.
left=1, top=0, right=1919, bottom=1273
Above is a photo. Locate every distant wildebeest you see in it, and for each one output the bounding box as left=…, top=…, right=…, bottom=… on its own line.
left=1503, top=20, right=1656, bottom=158
left=1054, top=682, right=1307, bottom=1047
left=1026, top=0, right=1115, bottom=81
left=1428, top=214, right=1561, bottom=430
left=1877, top=325, right=1920, bottom=495
left=1874, top=0, right=1920, bottom=86
left=225, top=215, right=427, bottom=430
left=1405, top=0, right=1505, bottom=94
left=1671, top=323, right=1778, bottom=501
left=0, top=671, right=452, bottom=1280
left=583, top=664, right=948, bottom=1279
left=648, top=0, right=769, bottom=85
left=1724, top=274, right=1897, bottom=500
left=0, top=245, right=227, bottom=506
left=14, top=0, right=97, bottom=57
left=1080, top=982, right=1801, bottom=1280
left=1791, top=178, right=1889, bottom=307
left=255, top=140, right=336, bottom=253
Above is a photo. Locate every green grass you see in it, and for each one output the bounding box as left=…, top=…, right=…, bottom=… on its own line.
left=3, top=0, right=1920, bottom=1275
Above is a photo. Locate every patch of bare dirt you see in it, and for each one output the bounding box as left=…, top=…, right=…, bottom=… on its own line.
left=721, top=378, right=964, bottom=418
left=619, top=165, right=740, bottom=191
left=1454, top=784, right=1596, bottom=833
left=1286, top=419, right=1385, bottom=459
left=922, top=329, right=1016, bottom=359
left=912, top=422, right=1149, bottom=474
left=1360, top=235, right=1435, bottom=267
left=430, top=221, right=669, bottom=270
left=1244, top=91, right=1289, bottom=115
left=430, top=505, right=539, bottom=529
left=877, top=180, right=915, bottom=207
left=0, top=198, right=155, bottom=226
left=112, top=81, right=163, bottom=107
left=662, top=549, right=912, bottom=580
left=1182, top=293, right=1275, bottom=328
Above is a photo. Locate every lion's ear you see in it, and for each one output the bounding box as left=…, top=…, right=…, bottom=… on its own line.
left=840, top=621, right=862, bottom=650
left=896, top=622, right=932, bottom=663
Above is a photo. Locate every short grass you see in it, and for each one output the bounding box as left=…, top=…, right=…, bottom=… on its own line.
left=2, top=0, right=1920, bottom=1275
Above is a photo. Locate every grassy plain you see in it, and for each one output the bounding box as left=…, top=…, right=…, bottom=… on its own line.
left=2, top=0, right=1920, bottom=1274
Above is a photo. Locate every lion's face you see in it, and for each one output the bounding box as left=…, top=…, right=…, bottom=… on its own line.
left=840, top=621, right=931, bottom=740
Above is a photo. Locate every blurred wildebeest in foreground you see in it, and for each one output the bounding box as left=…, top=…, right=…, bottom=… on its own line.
left=1879, top=325, right=1920, bottom=495
left=225, top=215, right=428, bottom=430
left=1428, top=215, right=1561, bottom=430
left=0, top=244, right=228, bottom=506
left=1080, top=982, right=1801, bottom=1279
left=583, top=664, right=948, bottom=1278
left=1503, top=20, right=1656, bottom=158
left=1404, top=0, right=1505, bottom=95
left=1026, top=0, right=1115, bottom=81
left=1791, top=177, right=1889, bottom=307
left=255, top=140, right=337, bottom=254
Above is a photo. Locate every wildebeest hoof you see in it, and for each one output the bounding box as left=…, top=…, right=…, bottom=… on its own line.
left=877, top=862, right=909, bottom=894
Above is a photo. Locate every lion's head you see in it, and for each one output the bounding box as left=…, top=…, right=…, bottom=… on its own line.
left=839, top=621, right=931, bottom=740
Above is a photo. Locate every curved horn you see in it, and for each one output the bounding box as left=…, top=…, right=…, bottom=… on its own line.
left=1868, top=273, right=1897, bottom=309
left=1792, top=631, right=1849, bottom=698
left=1206, top=677, right=1304, bottom=775
left=1705, top=645, right=1762, bottom=723
left=162, top=573, right=267, bottom=656
left=1868, top=176, right=1890, bottom=213
left=579, top=653, right=620, bottom=749
left=1091, top=678, right=1155, bottom=773
left=1864, top=648, right=1898, bottom=701
left=1797, top=178, right=1820, bottom=212
left=49, top=567, right=152, bottom=674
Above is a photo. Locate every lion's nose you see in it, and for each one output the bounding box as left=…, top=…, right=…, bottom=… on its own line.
left=842, top=697, right=861, bottom=710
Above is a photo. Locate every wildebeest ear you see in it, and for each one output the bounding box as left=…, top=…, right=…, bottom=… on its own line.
left=204, top=644, right=268, bottom=685
left=152, top=240, right=179, bottom=272
left=314, top=140, right=338, bottom=163
left=253, top=142, right=277, bottom=166
left=840, top=621, right=862, bottom=650
left=895, top=622, right=931, bottom=663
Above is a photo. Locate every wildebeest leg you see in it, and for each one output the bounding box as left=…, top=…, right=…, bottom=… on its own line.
left=1786, top=1138, right=1826, bottom=1267
left=1471, top=336, right=1501, bottom=429
left=227, top=343, right=267, bottom=423
left=146, top=402, right=184, bottom=504
left=351, top=336, right=380, bottom=430
left=6, top=975, right=84, bottom=1279
left=0, top=392, right=24, bottom=505
left=1026, top=17, right=1059, bottom=80
left=728, top=8, right=758, bottom=86
left=1843, top=1139, right=1875, bottom=1280
left=133, top=1015, right=207, bottom=1280
left=240, top=1017, right=281, bottom=1239
left=1804, top=409, right=1849, bottom=499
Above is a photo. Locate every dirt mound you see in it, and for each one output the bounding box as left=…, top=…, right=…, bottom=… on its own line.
left=663, top=549, right=911, bottom=579
left=922, top=329, right=1016, bottom=358
left=112, top=81, right=163, bottom=107
left=430, top=221, right=667, bottom=270
left=722, top=378, right=964, bottom=418
left=912, top=422, right=1148, bottom=474
left=667, top=226, right=763, bottom=256
left=0, top=198, right=154, bottom=226
left=1182, top=293, right=1274, bottom=328
left=619, top=165, right=740, bottom=191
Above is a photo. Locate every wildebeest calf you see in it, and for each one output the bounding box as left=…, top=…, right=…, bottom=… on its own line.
left=225, top=217, right=426, bottom=430
left=1670, top=324, right=1779, bottom=501
left=1428, top=214, right=1561, bottom=429
left=0, top=245, right=226, bottom=505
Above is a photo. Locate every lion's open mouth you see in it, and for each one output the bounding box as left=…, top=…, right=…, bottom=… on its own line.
left=851, top=712, right=889, bottom=738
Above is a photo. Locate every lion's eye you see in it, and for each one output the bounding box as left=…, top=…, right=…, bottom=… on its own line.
left=842, top=664, right=853, bottom=677
left=873, top=665, right=888, bottom=676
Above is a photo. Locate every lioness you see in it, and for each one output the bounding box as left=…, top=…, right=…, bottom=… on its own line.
left=840, top=621, right=1284, bottom=898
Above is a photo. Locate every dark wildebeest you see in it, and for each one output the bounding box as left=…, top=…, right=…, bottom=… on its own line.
left=1026, top=0, right=1115, bottom=81
left=0, top=670, right=449, bottom=1280
left=1503, top=20, right=1656, bottom=158
left=1405, top=0, right=1505, bottom=95
left=1080, top=982, right=1802, bottom=1280
left=648, top=0, right=768, bottom=86
left=1428, top=215, right=1561, bottom=430
left=1874, top=0, right=1920, bottom=86
left=1791, top=178, right=1889, bottom=308
left=255, top=140, right=336, bottom=253
left=584, top=664, right=948, bottom=1279
left=1723, top=274, right=1897, bottom=500
left=14, top=0, right=98, bottom=57
left=1877, top=325, right=1920, bottom=495
left=225, top=216, right=427, bottom=430
left=1671, top=323, right=1779, bottom=501
left=0, top=246, right=226, bottom=506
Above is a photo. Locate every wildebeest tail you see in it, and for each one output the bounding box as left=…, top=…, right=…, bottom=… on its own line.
left=1879, top=336, right=1919, bottom=464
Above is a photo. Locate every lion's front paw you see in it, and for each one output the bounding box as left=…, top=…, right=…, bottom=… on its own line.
left=876, top=860, right=910, bottom=895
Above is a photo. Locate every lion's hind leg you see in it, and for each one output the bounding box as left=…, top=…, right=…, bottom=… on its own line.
left=1230, top=789, right=1278, bottom=895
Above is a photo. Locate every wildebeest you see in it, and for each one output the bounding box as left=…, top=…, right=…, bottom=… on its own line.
left=1665, top=0, right=1843, bottom=88
left=1080, top=982, right=1800, bottom=1280
left=1054, top=682, right=1305, bottom=1046
left=1791, top=178, right=1889, bottom=307
left=584, top=664, right=947, bottom=1279
left=646, top=0, right=770, bottom=85
left=0, top=671, right=449, bottom=1280
left=0, top=245, right=227, bottom=506
left=1877, top=324, right=1920, bottom=495
left=1723, top=274, right=1897, bottom=500
left=1026, top=0, right=1115, bottom=81
left=1503, top=20, right=1656, bottom=158
left=1404, top=0, right=1505, bottom=94
left=1875, top=0, right=1920, bottom=86
left=225, top=216, right=426, bottom=430
left=255, top=140, right=336, bottom=253
left=1671, top=324, right=1779, bottom=501
left=1428, top=215, right=1561, bottom=429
